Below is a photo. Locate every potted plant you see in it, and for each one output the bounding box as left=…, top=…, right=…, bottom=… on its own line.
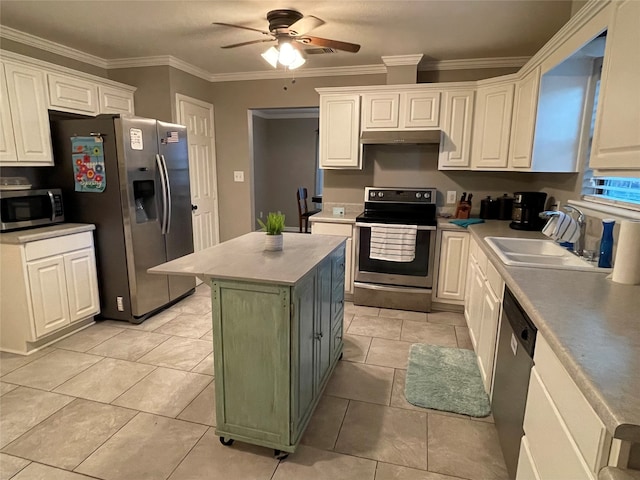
left=258, top=212, right=286, bottom=251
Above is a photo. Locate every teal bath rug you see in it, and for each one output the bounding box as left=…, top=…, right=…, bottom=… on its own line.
left=405, top=344, right=490, bottom=417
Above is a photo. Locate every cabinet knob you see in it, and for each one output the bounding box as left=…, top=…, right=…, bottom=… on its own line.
left=315, top=332, right=323, bottom=340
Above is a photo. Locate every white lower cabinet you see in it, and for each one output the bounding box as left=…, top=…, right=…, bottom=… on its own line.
left=435, top=230, right=469, bottom=303
left=463, top=236, right=504, bottom=394
left=0, top=230, right=100, bottom=354
left=518, top=334, right=612, bottom=479
left=310, top=221, right=354, bottom=295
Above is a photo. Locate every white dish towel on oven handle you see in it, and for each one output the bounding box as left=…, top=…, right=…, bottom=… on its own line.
left=369, top=223, right=418, bottom=262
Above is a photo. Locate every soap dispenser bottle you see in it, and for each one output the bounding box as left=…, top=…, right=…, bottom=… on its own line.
left=598, top=219, right=615, bottom=268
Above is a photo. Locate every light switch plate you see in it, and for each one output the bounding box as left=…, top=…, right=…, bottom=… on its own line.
left=333, top=207, right=345, bottom=216
left=446, top=191, right=457, bottom=204
left=233, top=171, right=244, bottom=182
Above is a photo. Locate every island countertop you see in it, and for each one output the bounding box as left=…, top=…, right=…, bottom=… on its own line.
left=149, top=231, right=347, bottom=285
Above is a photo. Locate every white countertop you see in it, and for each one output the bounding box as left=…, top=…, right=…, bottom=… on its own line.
left=0, top=223, right=96, bottom=244
left=468, top=221, right=640, bottom=442
left=149, top=232, right=347, bottom=286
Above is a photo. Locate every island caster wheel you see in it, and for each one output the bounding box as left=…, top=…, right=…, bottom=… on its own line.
left=219, top=437, right=234, bottom=446
left=274, top=449, right=289, bottom=460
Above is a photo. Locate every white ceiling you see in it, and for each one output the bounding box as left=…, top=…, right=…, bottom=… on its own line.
left=0, top=1, right=573, bottom=77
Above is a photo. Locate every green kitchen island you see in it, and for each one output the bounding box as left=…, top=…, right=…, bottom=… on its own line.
left=149, top=232, right=347, bottom=457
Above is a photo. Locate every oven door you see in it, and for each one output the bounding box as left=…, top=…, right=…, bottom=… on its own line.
left=355, top=223, right=436, bottom=288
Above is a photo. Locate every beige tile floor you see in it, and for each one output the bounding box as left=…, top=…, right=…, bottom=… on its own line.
left=0, top=284, right=508, bottom=480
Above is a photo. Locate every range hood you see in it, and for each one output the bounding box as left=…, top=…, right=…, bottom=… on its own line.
left=360, top=130, right=442, bottom=145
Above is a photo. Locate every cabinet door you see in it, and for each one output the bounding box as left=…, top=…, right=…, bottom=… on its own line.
left=3, top=62, right=53, bottom=165
left=319, top=94, right=361, bottom=169
left=27, top=255, right=71, bottom=338
left=516, top=437, right=542, bottom=480
left=99, top=85, right=135, bottom=114
left=64, top=248, right=100, bottom=322
left=509, top=67, right=541, bottom=169
left=292, top=273, right=318, bottom=436
left=590, top=0, right=640, bottom=171
left=401, top=91, right=440, bottom=128
left=438, top=90, right=474, bottom=169
left=472, top=82, right=515, bottom=169
left=47, top=73, right=99, bottom=115
left=477, top=283, right=501, bottom=393
left=0, top=63, right=17, bottom=162
left=465, top=260, right=484, bottom=350
left=316, top=258, right=332, bottom=388
left=436, top=230, right=469, bottom=302
left=362, top=93, right=399, bottom=129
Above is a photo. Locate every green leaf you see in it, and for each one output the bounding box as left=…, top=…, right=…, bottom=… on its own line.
left=259, top=212, right=285, bottom=235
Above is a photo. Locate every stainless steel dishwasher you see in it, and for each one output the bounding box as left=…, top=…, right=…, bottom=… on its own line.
left=492, top=287, right=537, bottom=479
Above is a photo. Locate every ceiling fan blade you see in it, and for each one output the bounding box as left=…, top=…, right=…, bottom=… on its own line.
left=212, top=22, right=271, bottom=36
left=221, top=38, right=276, bottom=49
left=288, top=15, right=325, bottom=36
left=297, top=35, right=360, bottom=53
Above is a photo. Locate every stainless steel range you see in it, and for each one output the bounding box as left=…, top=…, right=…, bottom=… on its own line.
left=354, top=187, right=437, bottom=312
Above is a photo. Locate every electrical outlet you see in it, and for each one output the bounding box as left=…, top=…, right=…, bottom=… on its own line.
left=446, top=191, right=457, bottom=204
left=333, top=207, right=345, bottom=216
left=116, top=296, right=124, bottom=312
left=233, top=171, right=244, bottom=182
left=259, top=211, right=263, bottom=219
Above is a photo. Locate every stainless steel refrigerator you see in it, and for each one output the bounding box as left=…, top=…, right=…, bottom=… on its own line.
left=49, top=114, right=195, bottom=323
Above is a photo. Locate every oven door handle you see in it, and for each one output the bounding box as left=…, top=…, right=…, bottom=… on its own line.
left=355, top=222, right=436, bottom=231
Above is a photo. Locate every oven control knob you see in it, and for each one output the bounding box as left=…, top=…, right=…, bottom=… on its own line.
left=370, top=191, right=376, bottom=198
left=378, top=192, right=384, bottom=198
left=415, top=192, right=422, bottom=198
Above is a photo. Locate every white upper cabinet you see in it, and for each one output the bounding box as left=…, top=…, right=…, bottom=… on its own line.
left=509, top=67, right=541, bottom=169
left=362, top=93, right=399, bottom=129
left=471, top=80, right=515, bottom=170
left=47, top=73, right=99, bottom=115
left=590, top=0, right=640, bottom=172
left=98, top=84, right=135, bottom=114
left=401, top=91, right=441, bottom=128
left=0, top=63, right=18, bottom=162
left=361, top=90, right=441, bottom=130
left=2, top=60, right=53, bottom=166
left=319, top=94, right=361, bottom=169
left=439, top=89, right=475, bottom=169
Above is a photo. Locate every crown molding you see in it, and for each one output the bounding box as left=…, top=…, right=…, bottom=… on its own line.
left=251, top=108, right=319, bottom=119
left=107, top=55, right=212, bottom=82
left=208, top=64, right=386, bottom=82
left=0, top=25, right=109, bottom=69
left=421, top=56, right=530, bottom=71
left=382, top=54, right=424, bottom=67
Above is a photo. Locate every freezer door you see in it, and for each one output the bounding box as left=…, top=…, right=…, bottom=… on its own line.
left=115, top=116, right=171, bottom=317
left=157, top=121, right=195, bottom=300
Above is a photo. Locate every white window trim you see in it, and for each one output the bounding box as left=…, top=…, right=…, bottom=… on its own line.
left=569, top=199, right=640, bottom=222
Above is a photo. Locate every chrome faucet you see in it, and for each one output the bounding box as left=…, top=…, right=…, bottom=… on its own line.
left=539, top=205, right=586, bottom=257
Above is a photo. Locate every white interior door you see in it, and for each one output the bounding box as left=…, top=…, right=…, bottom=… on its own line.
left=175, top=94, right=220, bottom=261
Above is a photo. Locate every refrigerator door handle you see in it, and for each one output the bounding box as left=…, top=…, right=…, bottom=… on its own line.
left=155, top=153, right=168, bottom=234
left=160, top=154, right=172, bottom=234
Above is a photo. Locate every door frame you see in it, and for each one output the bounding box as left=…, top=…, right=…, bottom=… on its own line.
left=174, top=93, right=220, bottom=245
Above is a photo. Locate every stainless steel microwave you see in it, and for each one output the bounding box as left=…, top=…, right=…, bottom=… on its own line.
left=0, top=188, right=65, bottom=232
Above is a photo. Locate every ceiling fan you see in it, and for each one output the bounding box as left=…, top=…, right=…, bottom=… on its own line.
left=213, top=9, right=361, bottom=69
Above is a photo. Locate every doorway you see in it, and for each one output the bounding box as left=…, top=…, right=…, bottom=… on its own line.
left=249, top=107, right=320, bottom=231
left=175, top=94, right=220, bottom=251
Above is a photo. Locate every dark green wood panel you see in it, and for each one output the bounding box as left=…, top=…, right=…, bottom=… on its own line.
left=316, top=257, right=332, bottom=388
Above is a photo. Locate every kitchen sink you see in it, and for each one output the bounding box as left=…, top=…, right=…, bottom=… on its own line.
left=484, top=237, right=609, bottom=272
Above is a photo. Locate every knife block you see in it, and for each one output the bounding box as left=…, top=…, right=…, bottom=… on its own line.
left=455, top=201, right=471, bottom=219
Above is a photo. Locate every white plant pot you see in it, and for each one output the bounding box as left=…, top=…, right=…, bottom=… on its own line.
left=264, top=234, right=283, bottom=251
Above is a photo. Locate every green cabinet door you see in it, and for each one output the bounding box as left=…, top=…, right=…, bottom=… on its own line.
left=316, top=256, right=332, bottom=388
left=291, top=271, right=316, bottom=442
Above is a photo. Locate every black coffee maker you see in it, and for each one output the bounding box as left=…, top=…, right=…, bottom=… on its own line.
left=510, top=192, right=548, bottom=230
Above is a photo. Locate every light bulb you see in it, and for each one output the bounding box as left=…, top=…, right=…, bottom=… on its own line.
left=288, top=49, right=306, bottom=70
left=278, top=42, right=296, bottom=66
left=261, top=46, right=279, bottom=68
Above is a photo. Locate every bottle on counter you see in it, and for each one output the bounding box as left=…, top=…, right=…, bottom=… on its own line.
left=598, top=218, right=615, bottom=268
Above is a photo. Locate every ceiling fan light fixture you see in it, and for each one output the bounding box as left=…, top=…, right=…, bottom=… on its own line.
left=277, top=41, right=296, bottom=66
left=287, top=50, right=306, bottom=70
left=261, top=46, right=279, bottom=68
